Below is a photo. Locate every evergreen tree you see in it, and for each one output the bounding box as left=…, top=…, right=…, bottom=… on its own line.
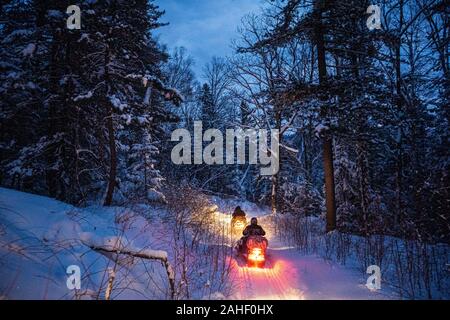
left=200, top=83, right=216, bottom=129
left=1, top=0, right=181, bottom=205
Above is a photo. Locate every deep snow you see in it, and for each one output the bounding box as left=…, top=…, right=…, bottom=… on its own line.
left=0, top=188, right=172, bottom=299
left=0, top=187, right=395, bottom=299
left=210, top=206, right=395, bottom=300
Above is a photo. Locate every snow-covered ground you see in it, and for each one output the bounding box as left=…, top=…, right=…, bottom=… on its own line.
left=209, top=202, right=395, bottom=300
left=0, top=187, right=399, bottom=299
left=229, top=222, right=394, bottom=300
left=0, top=188, right=172, bottom=299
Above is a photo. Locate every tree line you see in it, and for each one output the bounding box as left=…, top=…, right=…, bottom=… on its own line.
left=1, top=0, right=448, bottom=242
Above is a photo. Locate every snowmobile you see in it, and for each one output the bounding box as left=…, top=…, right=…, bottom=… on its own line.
left=235, top=235, right=268, bottom=268
left=231, top=215, right=247, bottom=236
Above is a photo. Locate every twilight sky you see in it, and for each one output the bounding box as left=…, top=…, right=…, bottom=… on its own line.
left=154, top=0, right=264, bottom=79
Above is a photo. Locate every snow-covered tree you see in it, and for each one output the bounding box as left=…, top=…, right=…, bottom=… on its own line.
left=1, top=0, right=181, bottom=205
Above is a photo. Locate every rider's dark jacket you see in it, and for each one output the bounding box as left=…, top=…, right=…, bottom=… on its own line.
left=243, top=224, right=266, bottom=236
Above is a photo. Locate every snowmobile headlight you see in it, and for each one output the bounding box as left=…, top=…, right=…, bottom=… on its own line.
left=248, top=248, right=265, bottom=262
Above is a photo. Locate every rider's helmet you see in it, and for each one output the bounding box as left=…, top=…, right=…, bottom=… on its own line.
left=250, top=217, right=257, bottom=226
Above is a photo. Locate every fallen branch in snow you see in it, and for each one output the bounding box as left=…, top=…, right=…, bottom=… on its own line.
left=81, top=235, right=175, bottom=299
left=104, top=267, right=116, bottom=301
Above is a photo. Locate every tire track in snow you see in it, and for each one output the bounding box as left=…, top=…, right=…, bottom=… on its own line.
left=224, top=211, right=305, bottom=300
left=231, top=252, right=303, bottom=300
left=215, top=205, right=392, bottom=300
left=268, top=266, right=287, bottom=299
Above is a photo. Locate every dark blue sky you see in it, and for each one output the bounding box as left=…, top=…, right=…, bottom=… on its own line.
left=154, top=0, right=264, bottom=79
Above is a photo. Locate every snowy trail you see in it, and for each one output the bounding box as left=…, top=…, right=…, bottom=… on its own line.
left=229, top=217, right=305, bottom=300
left=215, top=209, right=392, bottom=300
left=0, top=188, right=395, bottom=300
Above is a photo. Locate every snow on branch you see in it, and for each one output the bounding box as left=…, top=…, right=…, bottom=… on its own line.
left=280, top=110, right=299, bottom=135
left=80, top=233, right=175, bottom=299
left=126, top=74, right=184, bottom=106
left=22, top=43, right=36, bottom=57
left=315, top=123, right=330, bottom=138
left=73, top=91, right=93, bottom=102
left=279, top=143, right=299, bottom=153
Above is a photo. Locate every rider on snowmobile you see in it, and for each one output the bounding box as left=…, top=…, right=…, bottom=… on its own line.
left=243, top=217, right=265, bottom=236
left=232, top=206, right=246, bottom=218
left=237, top=217, right=267, bottom=254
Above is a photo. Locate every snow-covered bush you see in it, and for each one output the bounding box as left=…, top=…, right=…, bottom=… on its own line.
left=163, top=185, right=234, bottom=299
left=278, top=181, right=322, bottom=216
left=274, top=213, right=450, bottom=299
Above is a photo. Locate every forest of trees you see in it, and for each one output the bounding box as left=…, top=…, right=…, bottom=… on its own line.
left=1, top=0, right=449, bottom=244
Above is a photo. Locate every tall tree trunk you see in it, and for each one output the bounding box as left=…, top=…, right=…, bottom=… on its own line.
left=395, top=0, right=404, bottom=225
left=271, top=108, right=282, bottom=214
left=103, top=41, right=116, bottom=206
left=323, top=140, right=336, bottom=232
left=315, top=0, right=336, bottom=232
left=104, top=105, right=117, bottom=206
left=271, top=174, right=278, bottom=214
left=41, top=2, right=59, bottom=198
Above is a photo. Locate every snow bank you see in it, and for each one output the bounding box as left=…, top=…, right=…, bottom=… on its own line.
left=80, top=232, right=168, bottom=261
left=203, top=292, right=226, bottom=300
left=0, top=188, right=173, bottom=299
